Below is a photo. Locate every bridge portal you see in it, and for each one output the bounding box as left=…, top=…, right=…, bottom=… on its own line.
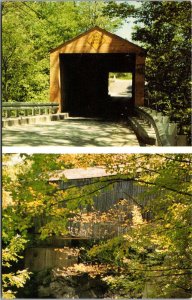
left=50, top=26, right=146, bottom=116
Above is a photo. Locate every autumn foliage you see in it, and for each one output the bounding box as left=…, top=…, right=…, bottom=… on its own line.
left=2, top=154, right=192, bottom=298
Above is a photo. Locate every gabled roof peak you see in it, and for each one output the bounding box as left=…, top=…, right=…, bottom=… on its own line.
left=50, top=26, right=146, bottom=54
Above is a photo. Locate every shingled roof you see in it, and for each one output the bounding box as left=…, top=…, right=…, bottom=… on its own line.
left=49, top=167, right=117, bottom=181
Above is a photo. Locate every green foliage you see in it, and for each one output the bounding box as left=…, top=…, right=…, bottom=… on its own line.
left=88, top=236, right=124, bottom=264
left=132, top=1, right=191, bottom=141
left=2, top=1, right=123, bottom=103
left=2, top=235, right=28, bottom=268
left=109, top=72, right=132, bottom=80
left=2, top=269, right=30, bottom=299
left=2, top=154, right=192, bottom=298
left=87, top=154, right=192, bottom=298
left=102, top=1, right=136, bottom=19
left=2, top=235, right=31, bottom=299
left=102, top=274, right=144, bottom=299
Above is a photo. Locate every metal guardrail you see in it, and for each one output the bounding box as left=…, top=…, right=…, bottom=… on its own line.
left=135, top=106, right=187, bottom=146
left=2, top=102, right=59, bottom=118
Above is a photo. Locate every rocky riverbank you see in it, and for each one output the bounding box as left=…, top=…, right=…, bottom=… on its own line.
left=19, top=266, right=109, bottom=298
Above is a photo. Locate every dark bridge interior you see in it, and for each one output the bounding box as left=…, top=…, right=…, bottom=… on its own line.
left=59, top=53, right=135, bottom=117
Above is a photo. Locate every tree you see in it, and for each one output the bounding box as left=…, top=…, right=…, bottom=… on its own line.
left=2, top=153, right=112, bottom=298
left=2, top=154, right=192, bottom=298
left=103, top=1, right=191, bottom=143
left=2, top=1, right=123, bottom=103
left=132, top=1, right=191, bottom=142
left=2, top=154, right=32, bottom=299
left=102, top=0, right=136, bottom=19
left=88, top=154, right=192, bottom=298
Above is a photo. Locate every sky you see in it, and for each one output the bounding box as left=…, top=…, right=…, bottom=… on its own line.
left=115, top=18, right=135, bottom=41
left=114, top=1, right=141, bottom=41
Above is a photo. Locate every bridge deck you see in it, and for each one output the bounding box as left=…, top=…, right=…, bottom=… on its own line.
left=2, top=117, right=139, bottom=147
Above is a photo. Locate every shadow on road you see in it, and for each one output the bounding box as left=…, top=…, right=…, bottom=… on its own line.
left=2, top=118, right=139, bottom=147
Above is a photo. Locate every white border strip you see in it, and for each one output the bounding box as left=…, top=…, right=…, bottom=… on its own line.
left=2, top=146, right=192, bottom=154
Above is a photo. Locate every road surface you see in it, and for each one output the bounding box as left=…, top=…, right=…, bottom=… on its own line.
left=109, top=79, right=132, bottom=97
left=2, top=118, right=139, bottom=147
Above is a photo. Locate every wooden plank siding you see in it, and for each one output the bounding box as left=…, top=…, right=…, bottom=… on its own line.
left=60, top=178, right=151, bottom=239
left=47, top=175, right=152, bottom=239
left=33, top=169, right=153, bottom=241
left=58, top=178, right=148, bottom=212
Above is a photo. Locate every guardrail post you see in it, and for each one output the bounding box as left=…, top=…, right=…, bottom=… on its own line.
left=161, top=116, right=169, bottom=135
left=162, top=116, right=169, bottom=124
left=135, top=107, right=179, bottom=146
left=7, top=110, right=11, bottom=118
left=158, top=113, right=164, bottom=122
left=150, top=110, right=158, bottom=117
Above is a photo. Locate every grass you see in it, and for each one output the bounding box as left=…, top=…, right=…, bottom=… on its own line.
left=109, top=72, right=132, bottom=80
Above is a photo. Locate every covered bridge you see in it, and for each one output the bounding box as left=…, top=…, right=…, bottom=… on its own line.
left=26, top=167, right=151, bottom=272
left=49, top=167, right=151, bottom=239
left=50, top=26, right=146, bottom=116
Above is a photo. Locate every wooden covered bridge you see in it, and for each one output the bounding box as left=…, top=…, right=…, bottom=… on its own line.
left=3, top=27, right=182, bottom=145
left=51, top=167, right=150, bottom=239
left=3, top=27, right=183, bottom=146
left=26, top=167, right=151, bottom=271
left=50, top=26, right=146, bottom=116
left=33, top=167, right=151, bottom=241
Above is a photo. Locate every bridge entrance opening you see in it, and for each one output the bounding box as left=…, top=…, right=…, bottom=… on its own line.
left=108, top=72, right=133, bottom=98
left=59, top=53, right=135, bottom=117
left=108, top=72, right=133, bottom=117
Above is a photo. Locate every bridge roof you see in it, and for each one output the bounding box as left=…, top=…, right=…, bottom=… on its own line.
left=49, top=167, right=116, bottom=181
left=50, top=26, right=146, bottom=54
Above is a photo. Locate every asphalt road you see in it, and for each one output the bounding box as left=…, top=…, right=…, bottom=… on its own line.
left=109, top=79, right=132, bottom=97
left=2, top=118, right=139, bottom=147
